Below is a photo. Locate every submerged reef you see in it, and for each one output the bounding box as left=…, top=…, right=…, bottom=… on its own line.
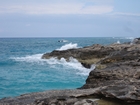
left=0, top=38, right=140, bottom=105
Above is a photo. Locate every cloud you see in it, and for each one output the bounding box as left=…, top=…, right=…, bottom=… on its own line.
left=0, top=1, right=113, bottom=15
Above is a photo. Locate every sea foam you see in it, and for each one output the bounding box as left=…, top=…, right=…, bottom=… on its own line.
left=117, top=40, right=120, bottom=44
left=47, top=57, right=95, bottom=76
left=56, top=43, right=79, bottom=51
left=125, top=37, right=135, bottom=40
left=10, top=54, right=43, bottom=63
left=11, top=54, right=94, bottom=76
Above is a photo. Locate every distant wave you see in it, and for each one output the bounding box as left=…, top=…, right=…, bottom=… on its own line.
left=56, top=43, right=79, bottom=51
left=10, top=54, right=94, bottom=76
left=10, top=54, right=43, bottom=63
left=125, top=37, right=135, bottom=40
left=112, top=37, right=135, bottom=40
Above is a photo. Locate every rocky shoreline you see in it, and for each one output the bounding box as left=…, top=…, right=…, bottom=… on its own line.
left=0, top=38, right=140, bottom=105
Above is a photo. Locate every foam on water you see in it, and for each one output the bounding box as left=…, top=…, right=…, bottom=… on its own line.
left=56, top=43, right=79, bottom=51
left=10, top=54, right=44, bottom=63
left=116, top=40, right=120, bottom=44
left=11, top=54, right=95, bottom=76
left=125, top=37, right=135, bottom=40
left=47, top=57, right=95, bottom=76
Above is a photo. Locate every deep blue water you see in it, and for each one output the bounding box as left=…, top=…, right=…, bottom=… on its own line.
left=0, top=37, right=134, bottom=99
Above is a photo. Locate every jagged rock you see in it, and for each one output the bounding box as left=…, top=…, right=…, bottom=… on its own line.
left=42, top=41, right=140, bottom=69
left=132, top=38, right=140, bottom=44
left=0, top=89, right=100, bottom=105
left=41, top=39, right=140, bottom=104
left=79, top=40, right=140, bottom=103
left=81, top=64, right=140, bottom=102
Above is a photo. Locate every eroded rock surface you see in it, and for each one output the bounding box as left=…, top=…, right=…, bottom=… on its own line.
left=0, top=89, right=99, bottom=105
left=42, top=38, right=140, bottom=69
left=42, top=38, right=140, bottom=104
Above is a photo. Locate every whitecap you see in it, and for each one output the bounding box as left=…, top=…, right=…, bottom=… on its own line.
left=11, top=55, right=95, bottom=76
left=10, top=54, right=44, bottom=64
left=125, top=37, right=135, bottom=40
left=116, top=40, right=120, bottom=44
left=56, top=43, right=79, bottom=51
left=46, top=57, right=95, bottom=76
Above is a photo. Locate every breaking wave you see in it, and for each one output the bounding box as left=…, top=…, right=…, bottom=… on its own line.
left=10, top=54, right=95, bottom=76
left=116, top=40, right=120, bottom=44
left=10, top=54, right=44, bottom=63
left=56, top=43, right=79, bottom=51
left=46, top=57, right=95, bottom=76
left=125, top=37, right=135, bottom=40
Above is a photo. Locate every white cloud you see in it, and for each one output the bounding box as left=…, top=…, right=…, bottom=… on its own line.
left=80, top=5, right=113, bottom=14
left=0, top=1, right=113, bottom=15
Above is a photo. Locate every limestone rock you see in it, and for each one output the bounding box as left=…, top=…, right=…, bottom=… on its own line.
left=41, top=38, right=140, bottom=104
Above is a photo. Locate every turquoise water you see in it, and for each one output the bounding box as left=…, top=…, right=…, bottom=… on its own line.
left=0, top=37, right=133, bottom=99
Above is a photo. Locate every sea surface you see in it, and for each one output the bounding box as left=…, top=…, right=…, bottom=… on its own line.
left=0, top=37, right=134, bottom=99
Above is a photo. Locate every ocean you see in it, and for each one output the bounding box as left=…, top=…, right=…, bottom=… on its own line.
left=0, top=37, right=134, bottom=99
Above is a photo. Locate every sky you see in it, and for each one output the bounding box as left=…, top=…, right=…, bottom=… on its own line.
left=0, top=0, right=140, bottom=37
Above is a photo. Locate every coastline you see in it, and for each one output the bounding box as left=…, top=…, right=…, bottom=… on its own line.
left=0, top=38, right=140, bottom=105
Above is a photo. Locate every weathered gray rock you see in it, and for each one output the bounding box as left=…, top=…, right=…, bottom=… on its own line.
left=80, top=40, right=140, bottom=103
left=132, top=38, right=140, bottom=44
left=42, top=40, right=140, bottom=69
left=81, top=64, right=140, bottom=102
left=41, top=38, right=140, bottom=104
left=0, top=89, right=99, bottom=105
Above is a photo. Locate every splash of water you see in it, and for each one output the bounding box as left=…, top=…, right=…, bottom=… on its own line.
left=10, top=54, right=95, bottom=76
left=56, top=43, right=79, bottom=51
left=117, top=40, right=120, bottom=44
